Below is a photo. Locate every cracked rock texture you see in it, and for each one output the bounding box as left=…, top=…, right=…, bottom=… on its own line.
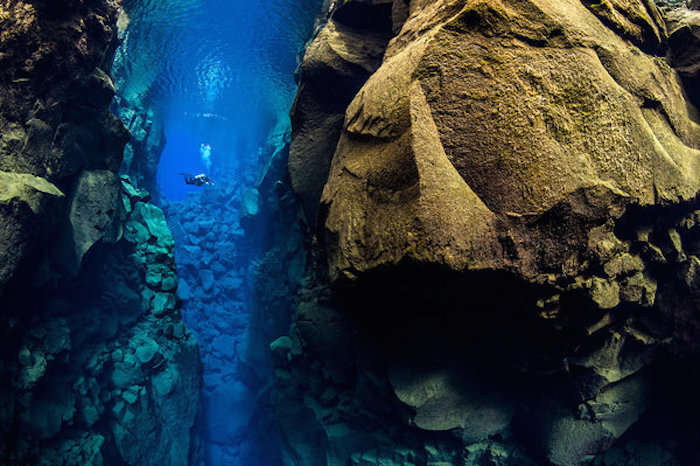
left=0, top=1, right=202, bottom=464
left=279, top=0, right=700, bottom=465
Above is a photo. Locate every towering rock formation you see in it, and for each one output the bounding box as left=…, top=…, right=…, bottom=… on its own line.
left=111, top=3, right=166, bottom=198
left=0, top=1, right=202, bottom=464
left=279, top=0, right=700, bottom=465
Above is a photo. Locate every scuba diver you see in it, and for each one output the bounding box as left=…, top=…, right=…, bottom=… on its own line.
left=181, top=173, right=214, bottom=187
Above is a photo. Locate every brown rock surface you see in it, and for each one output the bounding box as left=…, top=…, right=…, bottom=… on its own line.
left=288, top=0, right=394, bottom=225
left=580, top=0, right=667, bottom=53
left=322, top=0, right=700, bottom=283
left=282, top=0, right=700, bottom=464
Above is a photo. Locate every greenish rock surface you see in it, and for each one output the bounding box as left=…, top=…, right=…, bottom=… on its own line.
left=388, top=361, right=514, bottom=440
left=59, top=170, right=123, bottom=274
left=0, top=2, right=203, bottom=464
left=0, top=172, right=64, bottom=206
left=0, top=175, right=203, bottom=465
left=0, top=172, right=64, bottom=291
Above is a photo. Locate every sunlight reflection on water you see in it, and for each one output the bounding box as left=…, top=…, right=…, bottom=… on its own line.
left=116, top=0, right=324, bottom=199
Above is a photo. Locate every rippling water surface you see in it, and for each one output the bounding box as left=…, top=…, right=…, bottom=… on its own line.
left=117, top=0, right=323, bottom=198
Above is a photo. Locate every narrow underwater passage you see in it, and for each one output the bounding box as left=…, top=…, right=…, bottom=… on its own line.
left=113, top=0, right=323, bottom=464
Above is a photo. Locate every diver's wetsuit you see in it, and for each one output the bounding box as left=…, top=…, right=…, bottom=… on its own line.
left=181, top=173, right=214, bottom=186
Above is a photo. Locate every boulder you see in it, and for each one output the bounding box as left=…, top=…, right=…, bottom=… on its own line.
left=0, top=172, right=64, bottom=290
left=199, top=269, right=215, bottom=293
left=519, top=373, right=650, bottom=466
left=321, top=0, right=700, bottom=283
left=177, top=278, right=192, bottom=301
left=57, top=170, right=122, bottom=274
left=120, top=174, right=150, bottom=203
left=389, top=362, right=514, bottom=442
left=151, top=292, right=175, bottom=317
left=239, top=187, right=261, bottom=233
left=130, top=202, right=174, bottom=248
left=134, top=338, right=160, bottom=365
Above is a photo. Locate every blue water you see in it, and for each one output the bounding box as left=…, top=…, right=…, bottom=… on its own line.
left=117, top=0, right=322, bottom=199
left=115, top=1, right=322, bottom=464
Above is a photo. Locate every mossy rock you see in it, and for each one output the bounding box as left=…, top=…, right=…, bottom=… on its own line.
left=0, top=171, right=64, bottom=290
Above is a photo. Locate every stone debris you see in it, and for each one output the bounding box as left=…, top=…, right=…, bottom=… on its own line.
left=0, top=1, right=203, bottom=460
left=159, top=135, right=306, bottom=464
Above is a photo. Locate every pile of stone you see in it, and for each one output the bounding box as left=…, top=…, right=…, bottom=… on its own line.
left=162, top=140, right=306, bottom=464
left=2, top=175, right=202, bottom=465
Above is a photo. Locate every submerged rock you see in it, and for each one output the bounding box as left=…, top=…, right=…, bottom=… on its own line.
left=0, top=172, right=64, bottom=292
left=57, top=170, right=123, bottom=274
left=199, top=269, right=215, bottom=293
left=389, top=362, right=515, bottom=441
left=159, top=126, right=307, bottom=464
left=0, top=2, right=203, bottom=464
left=289, top=0, right=395, bottom=224
left=322, top=0, right=699, bottom=283
left=280, top=0, right=700, bottom=465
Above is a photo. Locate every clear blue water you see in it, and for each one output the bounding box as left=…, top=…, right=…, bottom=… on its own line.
left=115, top=1, right=322, bottom=464
left=118, top=0, right=322, bottom=200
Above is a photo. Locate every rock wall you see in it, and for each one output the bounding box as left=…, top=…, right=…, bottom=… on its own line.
left=111, top=4, right=166, bottom=197
left=279, top=0, right=700, bottom=465
left=288, top=0, right=396, bottom=225
left=112, top=95, right=165, bottom=198
left=665, top=5, right=700, bottom=105
left=0, top=1, right=202, bottom=464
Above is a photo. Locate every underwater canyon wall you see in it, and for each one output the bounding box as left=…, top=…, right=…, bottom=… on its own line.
left=110, top=1, right=165, bottom=199
left=0, top=1, right=202, bottom=464
left=278, top=0, right=700, bottom=465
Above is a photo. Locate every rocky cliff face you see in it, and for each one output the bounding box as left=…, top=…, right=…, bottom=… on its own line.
left=0, top=1, right=202, bottom=464
left=111, top=4, right=165, bottom=199
left=279, top=0, right=700, bottom=465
